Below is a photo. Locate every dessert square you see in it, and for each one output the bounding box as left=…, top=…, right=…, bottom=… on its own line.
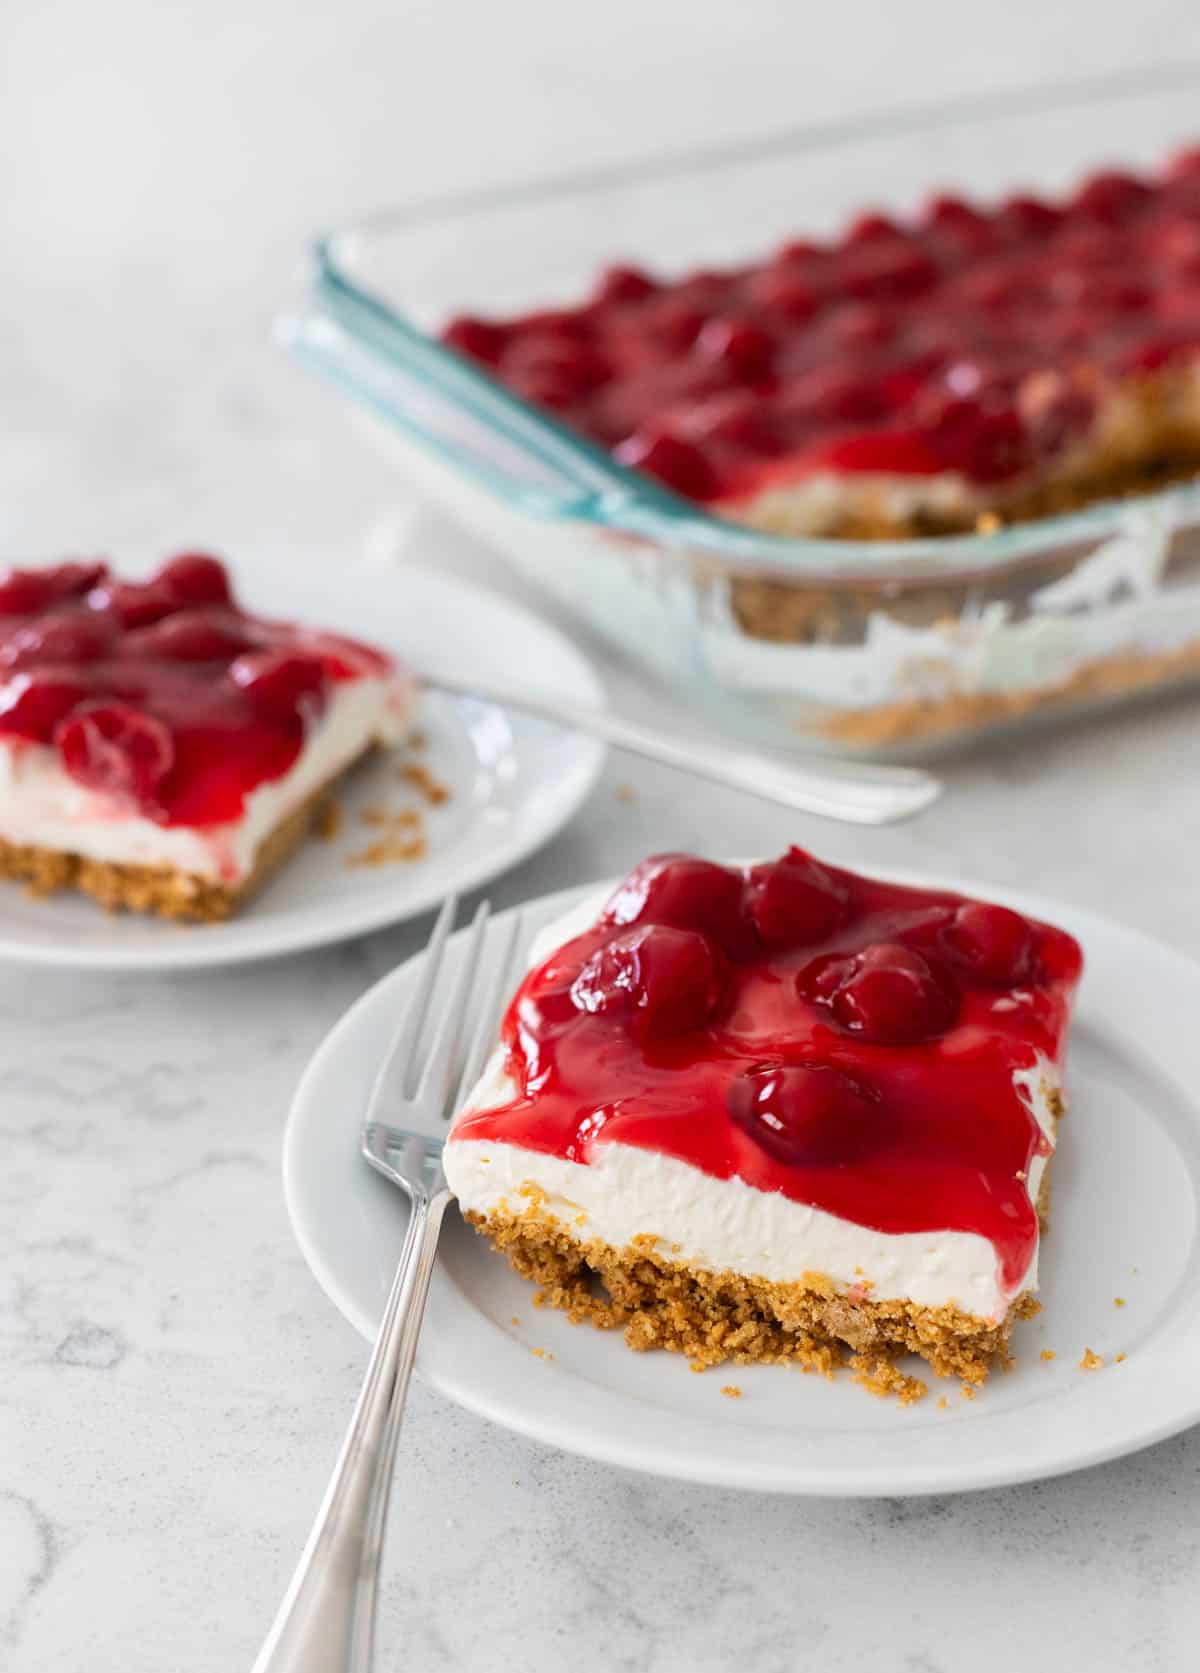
left=445, top=851, right=1083, bottom=1390
left=441, top=148, right=1200, bottom=539
left=0, top=554, right=413, bottom=920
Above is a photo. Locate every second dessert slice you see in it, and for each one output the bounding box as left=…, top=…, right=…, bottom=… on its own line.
left=445, top=849, right=1083, bottom=1390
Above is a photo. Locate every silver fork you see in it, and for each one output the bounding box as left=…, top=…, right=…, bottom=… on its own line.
left=252, top=894, right=524, bottom=1673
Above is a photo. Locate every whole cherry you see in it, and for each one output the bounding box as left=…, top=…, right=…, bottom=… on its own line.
left=604, top=853, right=745, bottom=950
left=801, top=942, right=958, bottom=1044
left=727, top=1061, right=881, bottom=1166
left=0, top=612, right=115, bottom=669
left=126, top=609, right=254, bottom=663
left=229, top=649, right=328, bottom=720
left=570, top=923, right=725, bottom=1040
left=158, top=553, right=233, bottom=607
left=745, top=848, right=850, bottom=946
left=0, top=673, right=89, bottom=742
left=613, top=428, right=718, bottom=499
left=55, top=703, right=175, bottom=809
left=944, top=901, right=1035, bottom=986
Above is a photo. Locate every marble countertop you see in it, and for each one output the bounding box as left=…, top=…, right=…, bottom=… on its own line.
left=5, top=7, right=1200, bottom=1669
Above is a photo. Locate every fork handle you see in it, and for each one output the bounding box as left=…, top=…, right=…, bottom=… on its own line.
left=251, top=1186, right=451, bottom=1673
left=419, top=672, right=940, bottom=826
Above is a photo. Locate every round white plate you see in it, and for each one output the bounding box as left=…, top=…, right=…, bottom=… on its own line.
left=0, top=561, right=605, bottom=970
left=285, top=870, right=1200, bottom=1496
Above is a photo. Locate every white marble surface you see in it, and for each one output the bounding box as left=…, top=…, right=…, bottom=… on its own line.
left=4, top=6, right=1200, bottom=1669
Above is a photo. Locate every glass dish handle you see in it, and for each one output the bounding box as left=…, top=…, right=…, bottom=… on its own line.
left=283, top=285, right=685, bottom=528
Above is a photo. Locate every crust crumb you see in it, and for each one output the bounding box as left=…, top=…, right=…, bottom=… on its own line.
left=1040, top=1349, right=1056, bottom=1362
left=1114, top=1296, right=1126, bottom=1307
left=1079, top=1348, right=1105, bottom=1371
left=510, top=1316, right=520, bottom=1326
left=313, top=797, right=341, bottom=841
left=936, top=1396, right=948, bottom=1410
left=720, top=1384, right=743, bottom=1399
left=1115, top=1352, right=1127, bottom=1363
left=850, top=1353, right=928, bottom=1405
left=361, top=805, right=422, bottom=831
left=399, top=761, right=450, bottom=805
left=347, top=831, right=428, bottom=867
left=614, top=783, right=637, bottom=803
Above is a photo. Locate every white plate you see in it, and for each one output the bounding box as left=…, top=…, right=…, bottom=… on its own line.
left=0, top=561, right=604, bottom=970
left=285, top=870, right=1200, bottom=1496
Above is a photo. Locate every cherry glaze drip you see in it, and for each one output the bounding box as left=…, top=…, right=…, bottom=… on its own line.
left=454, top=851, right=1084, bottom=1289
left=0, top=556, right=392, bottom=826
left=441, top=147, right=1200, bottom=503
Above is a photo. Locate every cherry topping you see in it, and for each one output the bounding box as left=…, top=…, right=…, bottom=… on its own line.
left=782, top=367, right=889, bottom=425
left=5, top=564, right=107, bottom=619
left=613, top=428, right=717, bottom=498
left=1072, top=169, right=1152, bottom=225
left=0, top=613, right=114, bottom=668
left=745, top=847, right=850, bottom=946
left=86, top=579, right=177, bottom=630
left=448, top=149, right=1200, bottom=502
left=595, top=265, right=657, bottom=305
left=802, top=942, right=958, bottom=1044
left=826, top=302, right=897, bottom=349
left=643, top=300, right=707, bottom=352
left=570, top=923, right=724, bottom=1039
left=922, top=393, right=1030, bottom=482
left=125, top=610, right=255, bottom=663
left=845, top=212, right=901, bottom=245
left=923, top=194, right=993, bottom=255
left=748, top=268, right=821, bottom=322
left=442, top=315, right=508, bottom=365
left=158, top=552, right=233, bottom=607
left=0, top=557, right=395, bottom=828
left=0, top=673, right=89, bottom=742
left=695, top=317, right=774, bottom=375
left=604, top=853, right=745, bottom=947
left=504, top=338, right=609, bottom=400
left=840, top=244, right=937, bottom=301
left=728, top=1061, right=881, bottom=1166
left=229, top=649, right=328, bottom=719
left=998, top=193, right=1063, bottom=238
left=55, top=703, right=175, bottom=808
left=945, top=902, right=1035, bottom=986
left=684, top=392, right=778, bottom=452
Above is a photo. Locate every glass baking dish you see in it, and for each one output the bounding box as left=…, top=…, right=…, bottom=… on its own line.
left=285, top=68, right=1200, bottom=757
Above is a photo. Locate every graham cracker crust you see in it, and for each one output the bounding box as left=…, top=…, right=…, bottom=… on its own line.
left=0, top=751, right=369, bottom=923
left=817, top=635, right=1200, bottom=751
left=466, top=1199, right=1036, bottom=1389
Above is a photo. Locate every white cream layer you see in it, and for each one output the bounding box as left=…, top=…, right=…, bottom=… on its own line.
left=445, top=895, right=1061, bottom=1321
left=0, top=675, right=411, bottom=882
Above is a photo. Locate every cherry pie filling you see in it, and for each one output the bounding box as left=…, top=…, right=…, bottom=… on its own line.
left=441, top=148, right=1200, bottom=510
left=0, top=556, right=392, bottom=828
left=454, top=852, right=1083, bottom=1292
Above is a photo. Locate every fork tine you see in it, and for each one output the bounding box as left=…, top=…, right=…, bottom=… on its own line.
left=415, top=899, right=491, bottom=1112
left=452, top=910, right=525, bottom=1115
left=365, top=893, right=457, bottom=1127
